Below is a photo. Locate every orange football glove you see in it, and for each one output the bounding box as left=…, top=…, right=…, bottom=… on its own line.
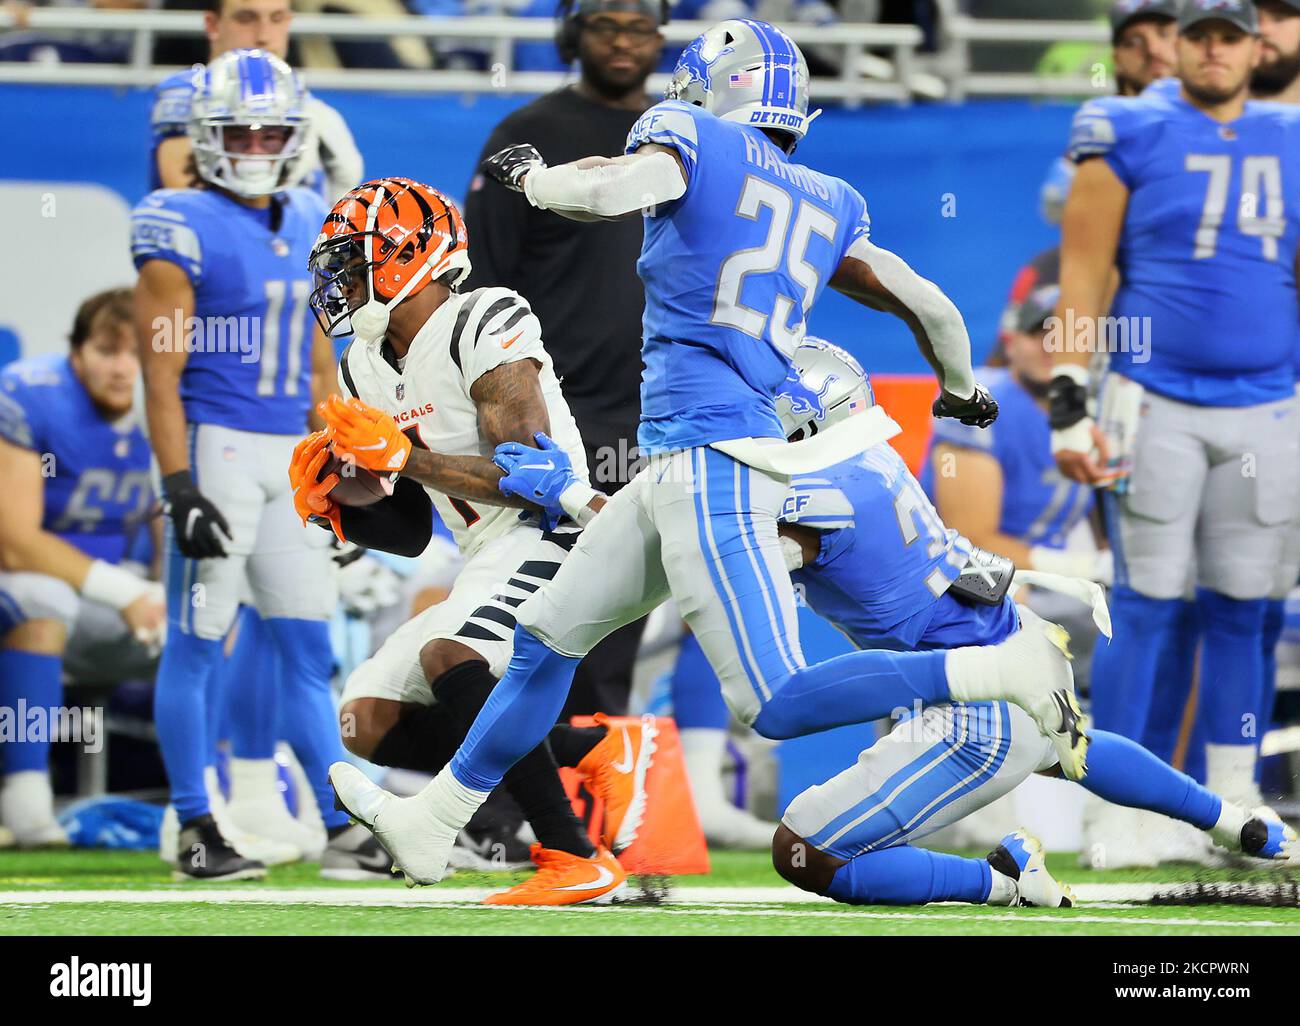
left=289, top=430, right=346, bottom=542
left=317, top=394, right=413, bottom=474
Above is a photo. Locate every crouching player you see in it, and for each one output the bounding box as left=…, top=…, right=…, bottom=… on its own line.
left=293, top=177, right=654, bottom=904
left=0, top=288, right=161, bottom=846
left=767, top=342, right=1297, bottom=908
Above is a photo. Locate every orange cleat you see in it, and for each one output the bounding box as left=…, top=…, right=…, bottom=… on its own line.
left=482, top=844, right=626, bottom=906
left=576, top=713, right=659, bottom=854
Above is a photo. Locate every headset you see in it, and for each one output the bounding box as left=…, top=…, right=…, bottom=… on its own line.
left=555, top=0, right=670, bottom=65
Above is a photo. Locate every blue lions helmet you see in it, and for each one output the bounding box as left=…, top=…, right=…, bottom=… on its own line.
left=189, top=48, right=309, bottom=198
left=665, top=19, right=815, bottom=153
left=776, top=337, right=874, bottom=441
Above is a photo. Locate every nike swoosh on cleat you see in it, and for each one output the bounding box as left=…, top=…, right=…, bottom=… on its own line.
left=610, top=726, right=634, bottom=774
left=554, top=865, right=616, bottom=891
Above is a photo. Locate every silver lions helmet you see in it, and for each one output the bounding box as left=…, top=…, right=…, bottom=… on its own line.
left=189, top=48, right=309, bottom=199
left=666, top=19, right=815, bottom=153
left=776, top=337, right=875, bottom=441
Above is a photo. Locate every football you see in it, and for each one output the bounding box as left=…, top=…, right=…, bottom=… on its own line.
left=322, top=448, right=396, bottom=507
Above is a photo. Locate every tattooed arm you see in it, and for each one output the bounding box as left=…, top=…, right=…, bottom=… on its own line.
left=398, top=359, right=550, bottom=509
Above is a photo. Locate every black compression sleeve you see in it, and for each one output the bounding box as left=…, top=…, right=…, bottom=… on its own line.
left=337, top=476, right=434, bottom=557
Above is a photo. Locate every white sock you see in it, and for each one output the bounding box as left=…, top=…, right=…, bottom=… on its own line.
left=228, top=757, right=279, bottom=806
left=418, top=766, right=490, bottom=831
left=680, top=728, right=729, bottom=811
left=1208, top=798, right=1250, bottom=851
left=944, top=646, right=1000, bottom=704
left=1205, top=744, right=1259, bottom=805
left=986, top=867, right=1018, bottom=906
left=202, top=765, right=227, bottom=811
left=0, top=770, right=56, bottom=825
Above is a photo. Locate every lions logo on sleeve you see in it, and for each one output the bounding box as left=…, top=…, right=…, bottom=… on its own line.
left=130, top=192, right=205, bottom=285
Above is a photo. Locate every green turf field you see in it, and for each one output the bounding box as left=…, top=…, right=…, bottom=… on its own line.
left=1, top=849, right=1298, bottom=935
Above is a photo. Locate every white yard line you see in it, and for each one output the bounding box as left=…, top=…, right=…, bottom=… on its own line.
left=0, top=884, right=1295, bottom=930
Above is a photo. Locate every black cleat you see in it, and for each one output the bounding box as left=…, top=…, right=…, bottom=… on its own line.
left=174, top=814, right=267, bottom=882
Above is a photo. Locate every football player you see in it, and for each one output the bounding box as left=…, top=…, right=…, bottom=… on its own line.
left=149, top=0, right=362, bottom=202
left=292, top=178, right=649, bottom=905
left=132, top=49, right=381, bottom=881
left=768, top=341, right=1296, bottom=908
left=329, top=21, right=1092, bottom=887
left=1052, top=1, right=1300, bottom=816
left=0, top=289, right=160, bottom=847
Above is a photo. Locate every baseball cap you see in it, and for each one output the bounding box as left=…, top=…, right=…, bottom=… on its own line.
left=1110, top=0, right=1180, bottom=43
left=1016, top=285, right=1061, bottom=335
left=1178, top=0, right=1259, bottom=35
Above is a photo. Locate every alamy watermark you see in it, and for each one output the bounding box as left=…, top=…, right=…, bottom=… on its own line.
left=151, top=310, right=261, bottom=364
left=1043, top=310, right=1151, bottom=364
left=0, top=700, right=103, bottom=754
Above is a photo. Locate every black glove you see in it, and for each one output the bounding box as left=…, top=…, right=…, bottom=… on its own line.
left=162, top=470, right=232, bottom=560
left=932, top=383, right=999, bottom=429
left=482, top=143, right=546, bottom=193
left=1047, top=373, right=1090, bottom=431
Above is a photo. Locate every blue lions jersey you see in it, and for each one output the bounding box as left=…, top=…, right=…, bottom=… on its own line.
left=920, top=367, right=1093, bottom=550
left=1068, top=91, right=1300, bottom=406
left=0, top=355, right=152, bottom=564
left=130, top=187, right=326, bottom=435
left=784, top=444, right=1019, bottom=650
left=624, top=100, right=872, bottom=454
left=148, top=71, right=328, bottom=196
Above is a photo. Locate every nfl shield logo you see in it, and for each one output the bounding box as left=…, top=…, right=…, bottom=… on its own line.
left=270, top=238, right=289, bottom=257
left=396, top=383, right=405, bottom=401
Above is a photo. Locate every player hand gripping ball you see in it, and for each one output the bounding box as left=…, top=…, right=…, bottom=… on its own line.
left=482, top=143, right=546, bottom=193
left=493, top=432, right=579, bottom=530
left=932, top=381, right=999, bottom=429
left=289, top=429, right=346, bottom=543
left=317, top=394, right=412, bottom=474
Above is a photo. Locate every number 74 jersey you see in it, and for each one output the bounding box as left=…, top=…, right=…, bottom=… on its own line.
left=131, top=186, right=328, bottom=435
left=1068, top=91, right=1300, bottom=406
left=625, top=100, right=872, bottom=456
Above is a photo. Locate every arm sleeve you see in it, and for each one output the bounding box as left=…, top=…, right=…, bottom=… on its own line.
left=455, top=289, right=546, bottom=388
left=464, top=124, right=530, bottom=289
left=625, top=100, right=701, bottom=184
left=844, top=234, right=975, bottom=400
left=336, top=477, right=434, bottom=558
left=1067, top=99, right=1134, bottom=188
left=522, top=152, right=686, bottom=218
left=130, top=195, right=204, bottom=285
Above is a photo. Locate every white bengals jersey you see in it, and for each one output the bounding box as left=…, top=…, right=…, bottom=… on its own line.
left=337, top=286, right=590, bottom=557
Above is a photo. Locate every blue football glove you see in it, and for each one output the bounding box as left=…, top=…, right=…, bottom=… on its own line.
left=494, top=432, right=577, bottom=528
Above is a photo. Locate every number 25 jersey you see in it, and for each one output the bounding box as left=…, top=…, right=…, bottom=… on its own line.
left=625, top=100, right=871, bottom=455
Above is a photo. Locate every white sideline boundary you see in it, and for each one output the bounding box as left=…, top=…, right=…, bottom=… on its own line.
left=0, top=884, right=1295, bottom=930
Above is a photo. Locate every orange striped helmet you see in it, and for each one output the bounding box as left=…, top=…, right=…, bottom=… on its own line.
left=308, top=177, right=471, bottom=339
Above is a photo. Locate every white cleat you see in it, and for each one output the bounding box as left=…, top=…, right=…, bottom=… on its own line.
left=224, top=794, right=322, bottom=859
left=0, top=770, right=70, bottom=848
left=989, top=829, right=1077, bottom=908
left=329, top=762, right=459, bottom=886
left=1211, top=803, right=1300, bottom=865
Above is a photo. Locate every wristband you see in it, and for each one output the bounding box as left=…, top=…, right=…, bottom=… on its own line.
left=558, top=481, right=601, bottom=528
left=780, top=534, right=806, bottom=572
left=82, top=559, right=152, bottom=611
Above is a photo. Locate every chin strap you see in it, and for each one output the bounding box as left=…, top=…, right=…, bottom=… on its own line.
left=348, top=184, right=454, bottom=344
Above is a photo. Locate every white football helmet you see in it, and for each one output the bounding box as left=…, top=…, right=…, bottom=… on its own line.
left=775, top=337, right=875, bottom=441
left=189, top=48, right=309, bottom=199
